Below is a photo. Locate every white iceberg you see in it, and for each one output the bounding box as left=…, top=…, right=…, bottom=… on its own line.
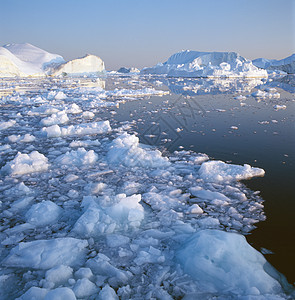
left=141, top=50, right=268, bottom=78
left=51, top=54, right=105, bottom=76
left=253, top=54, right=295, bottom=74
left=0, top=43, right=64, bottom=77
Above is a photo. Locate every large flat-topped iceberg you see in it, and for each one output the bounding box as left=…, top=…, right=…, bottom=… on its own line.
left=0, top=43, right=64, bottom=77
left=253, top=54, right=295, bottom=74
left=51, top=54, right=105, bottom=76
left=141, top=50, right=268, bottom=78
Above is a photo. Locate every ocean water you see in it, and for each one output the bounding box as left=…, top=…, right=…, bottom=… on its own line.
left=106, top=75, right=295, bottom=284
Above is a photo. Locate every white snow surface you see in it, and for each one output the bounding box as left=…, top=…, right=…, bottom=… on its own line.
left=141, top=50, right=268, bottom=78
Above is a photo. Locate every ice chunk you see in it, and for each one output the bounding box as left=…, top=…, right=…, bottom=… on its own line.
left=177, top=230, right=282, bottom=295
left=43, top=121, right=111, bottom=138
left=107, top=133, right=170, bottom=168
left=16, top=287, right=48, bottom=300
left=73, top=278, right=98, bottom=298
left=40, top=111, right=69, bottom=126
left=1, top=151, right=49, bottom=175
left=56, top=148, right=98, bottom=166
left=106, top=234, right=130, bottom=248
left=44, top=287, right=76, bottom=300
left=199, top=160, right=265, bottom=182
left=97, top=285, right=118, bottom=300
left=45, top=265, right=73, bottom=287
left=25, top=200, right=62, bottom=226
left=0, top=119, right=16, bottom=130
left=3, top=238, right=88, bottom=269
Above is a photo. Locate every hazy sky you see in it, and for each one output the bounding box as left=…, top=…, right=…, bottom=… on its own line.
left=0, top=0, right=294, bottom=70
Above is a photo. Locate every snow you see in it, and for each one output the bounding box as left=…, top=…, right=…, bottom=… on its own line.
left=177, top=230, right=282, bottom=295
left=141, top=50, right=268, bottom=78
left=199, top=160, right=265, bottom=182
left=1, top=151, right=49, bottom=176
left=3, top=238, right=88, bottom=269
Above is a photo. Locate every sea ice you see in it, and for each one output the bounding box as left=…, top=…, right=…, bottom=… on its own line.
left=107, top=132, right=170, bottom=168
left=56, top=148, right=98, bottom=166
left=177, top=229, right=283, bottom=295
left=1, top=151, right=49, bottom=175
left=25, top=200, right=62, bottom=226
left=199, top=160, right=265, bottom=182
left=42, top=120, right=111, bottom=138
left=3, top=238, right=88, bottom=269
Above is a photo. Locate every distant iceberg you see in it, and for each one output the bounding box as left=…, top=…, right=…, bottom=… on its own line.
left=253, top=54, right=295, bottom=74
left=0, top=43, right=64, bottom=77
left=0, top=43, right=105, bottom=77
left=141, top=50, right=268, bottom=78
left=50, top=54, right=105, bottom=77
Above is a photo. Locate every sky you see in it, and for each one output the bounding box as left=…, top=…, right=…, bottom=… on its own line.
left=0, top=0, right=294, bottom=70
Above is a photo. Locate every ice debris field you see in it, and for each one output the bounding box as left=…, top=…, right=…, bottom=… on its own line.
left=0, top=44, right=295, bottom=299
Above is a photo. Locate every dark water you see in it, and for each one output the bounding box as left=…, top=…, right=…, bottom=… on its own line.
left=107, top=76, right=295, bottom=284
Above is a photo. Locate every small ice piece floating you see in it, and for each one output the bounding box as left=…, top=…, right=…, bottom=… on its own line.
left=1, top=151, right=49, bottom=176
left=199, top=160, right=265, bottom=183
left=141, top=50, right=268, bottom=78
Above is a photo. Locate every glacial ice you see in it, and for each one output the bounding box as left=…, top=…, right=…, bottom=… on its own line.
left=141, top=50, right=268, bottom=78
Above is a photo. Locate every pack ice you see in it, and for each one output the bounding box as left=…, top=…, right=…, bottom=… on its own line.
left=0, top=76, right=293, bottom=300
left=141, top=50, right=268, bottom=78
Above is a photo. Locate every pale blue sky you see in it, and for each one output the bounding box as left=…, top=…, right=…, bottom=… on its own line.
left=0, top=0, right=294, bottom=70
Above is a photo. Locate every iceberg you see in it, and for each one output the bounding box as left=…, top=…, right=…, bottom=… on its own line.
left=50, top=54, right=105, bottom=76
left=0, top=43, right=64, bottom=77
left=141, top=50, right=268, bottom=78
left=253, top=54, right=295, bottom=74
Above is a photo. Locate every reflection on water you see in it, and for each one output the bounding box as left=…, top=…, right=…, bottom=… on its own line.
left=0, top=77, right=106, bottom=98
